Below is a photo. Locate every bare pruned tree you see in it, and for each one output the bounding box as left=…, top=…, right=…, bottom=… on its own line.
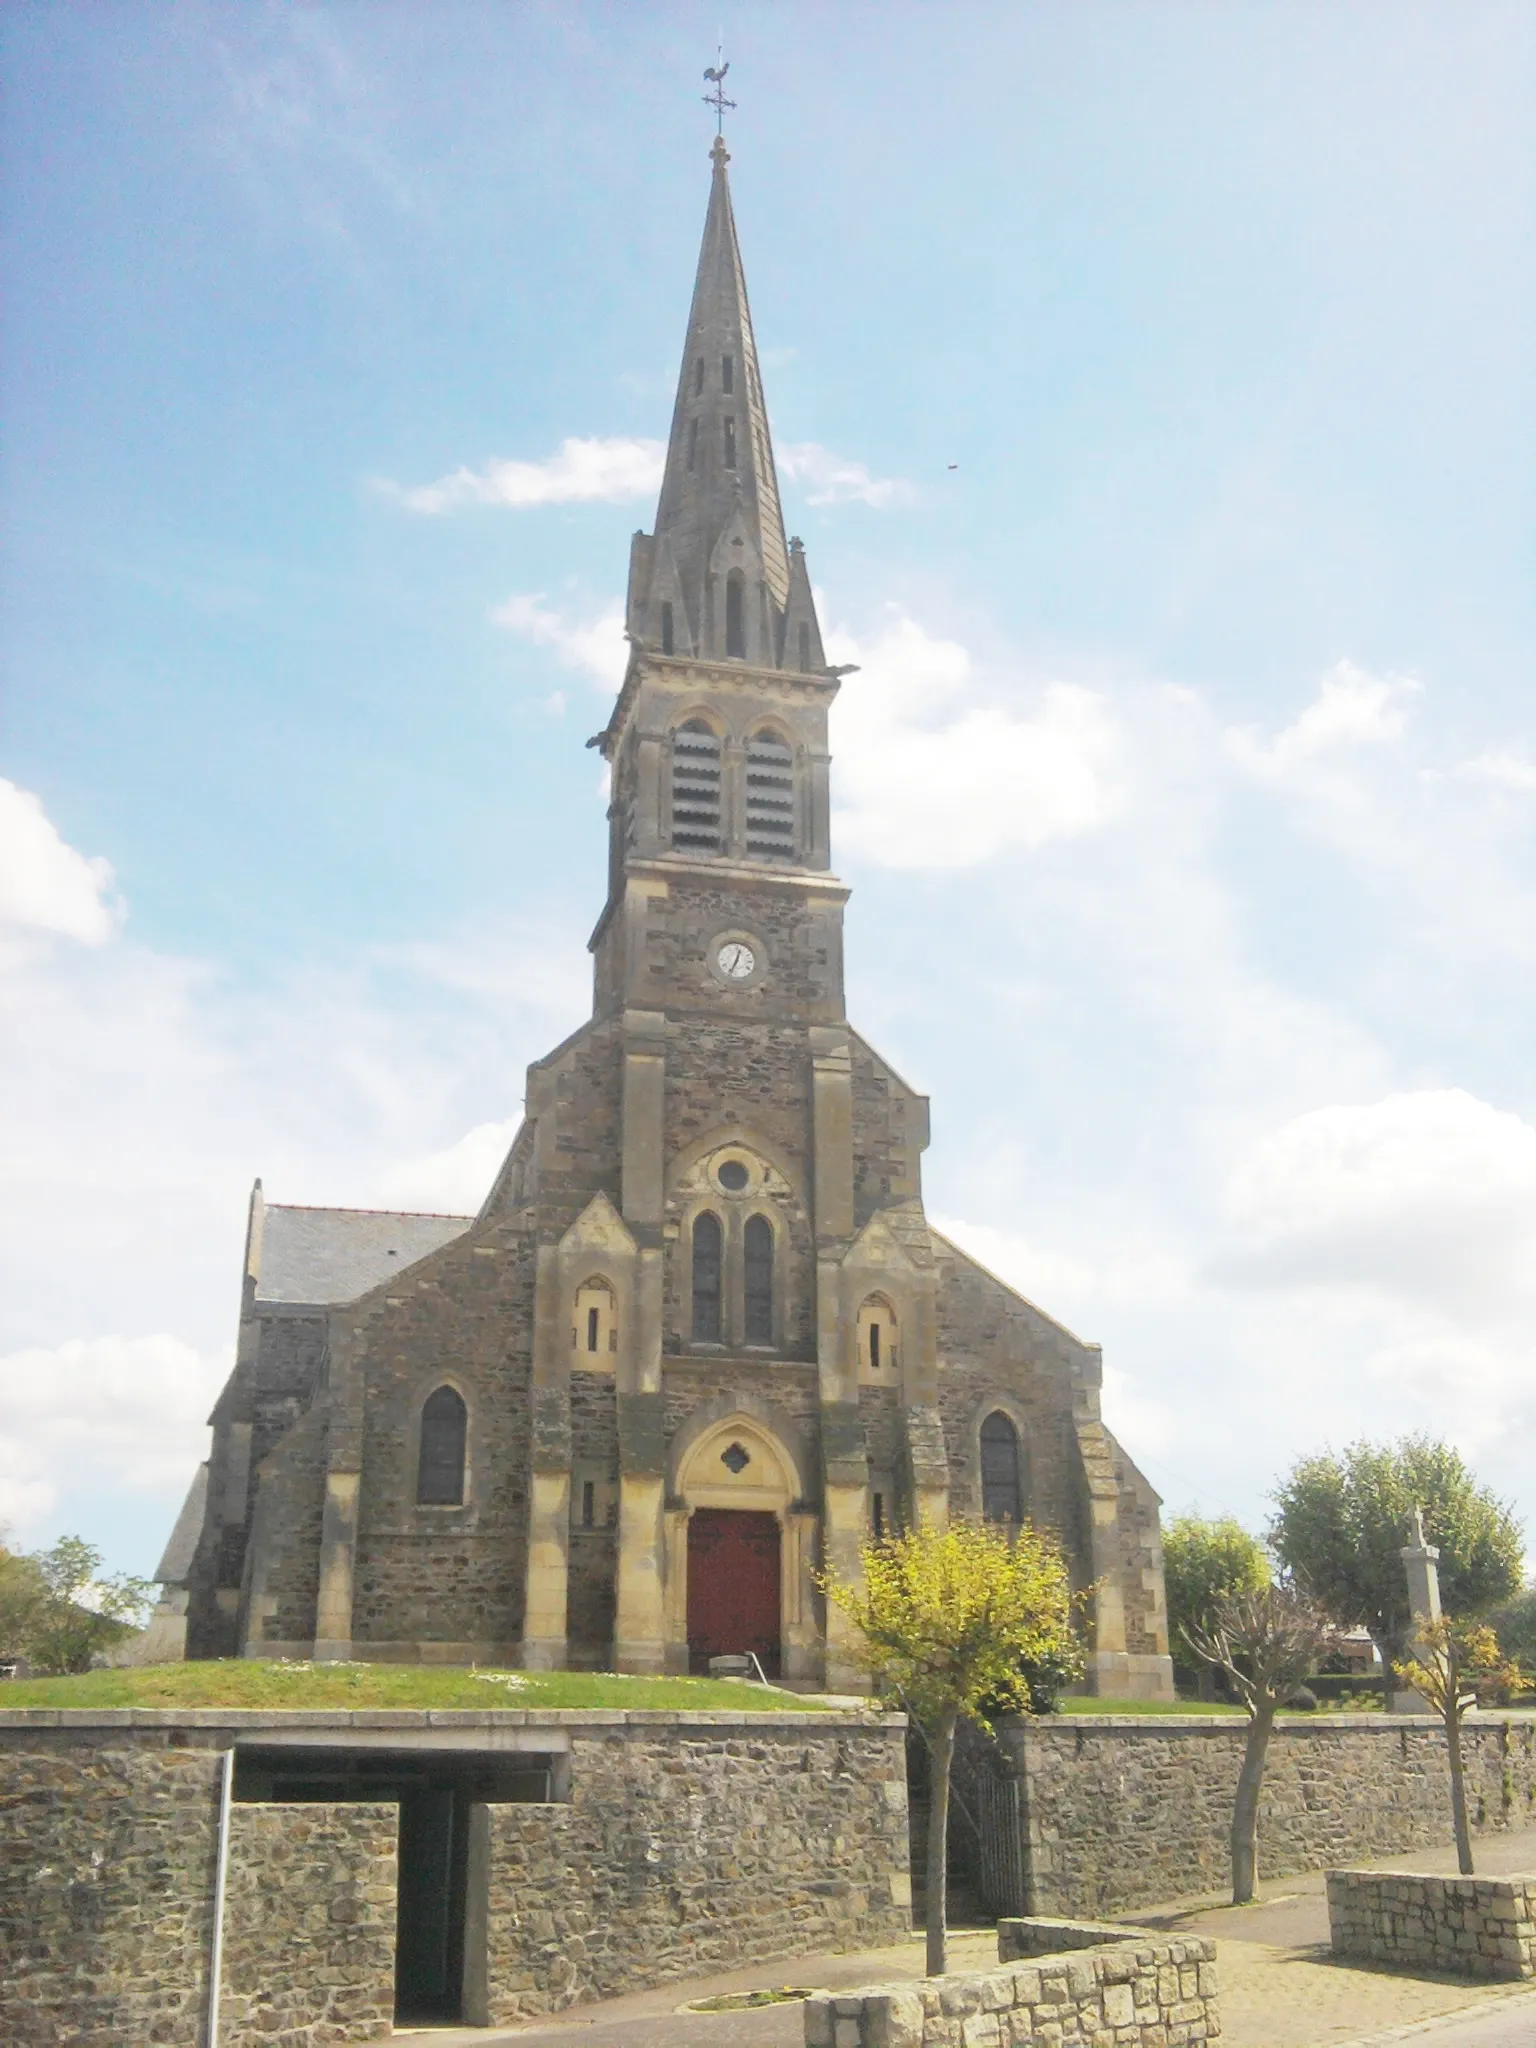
left=1185, top=1581, right=1337, bottom=1904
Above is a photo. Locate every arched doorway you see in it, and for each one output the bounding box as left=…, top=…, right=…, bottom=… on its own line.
left=674, top=1415, right=799, bottom=1678
left=687, top=1509, right=780, bottom=1675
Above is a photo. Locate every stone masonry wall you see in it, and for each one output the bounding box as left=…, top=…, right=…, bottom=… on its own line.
left=469, top=1719, right=911, bottom=2021
left=2, top=1709, right=908, bottom=2041
left=975, top=1714, right=1536, bottom=1918
left=802, top=1933, right=1219, bottom=2048
left=1327, top=1868, right=1536, bottom=1982
left=345, top=1225, right=538, bottom=1653
left=0, top=1733, right=221, bottom=2047
left=222, top=1804, right=399, bottom=2045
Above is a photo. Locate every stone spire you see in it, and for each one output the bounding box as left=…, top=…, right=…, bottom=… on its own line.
left=626, top=137, right=824, bottom=673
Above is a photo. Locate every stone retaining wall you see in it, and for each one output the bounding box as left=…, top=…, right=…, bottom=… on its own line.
left=0, top=1706, right=907, bottom=2043
left=0, top=1733, right=221, bottom=2047
left=961, top=1713, right=1536, bottom=1918
left=803, top=1933, right=1219, bottom=2048
left=222, top=1804, right=399, bottom=2045
left=1327, top=1869, right=1536, bottom=1982
left=466, top=1721, right=912, bottom=2021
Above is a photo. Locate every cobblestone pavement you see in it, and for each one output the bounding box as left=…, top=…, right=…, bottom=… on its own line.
left=396, top=1827, right=1536, bottom=2048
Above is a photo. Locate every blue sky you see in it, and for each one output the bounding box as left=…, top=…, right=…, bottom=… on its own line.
left=2, top=2, right=1534, bottom=1581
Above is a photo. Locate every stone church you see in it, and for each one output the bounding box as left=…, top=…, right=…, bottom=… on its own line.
left=165, top=137, right=1174, bottom=1699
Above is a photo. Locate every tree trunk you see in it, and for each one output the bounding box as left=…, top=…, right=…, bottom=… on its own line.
left=1445, top=1702, right=1475, bottom=1875
left=925, top=1706, right=958, bottom=1978
left=1230, top=1702, right=1277, bottom=1905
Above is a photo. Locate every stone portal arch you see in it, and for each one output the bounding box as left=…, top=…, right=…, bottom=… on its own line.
left=666, top=1411, right=817, bottom=1683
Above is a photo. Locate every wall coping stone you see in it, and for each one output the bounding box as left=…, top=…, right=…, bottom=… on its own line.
left=0, top=1703, right=902, bottom=1732
left=1018, top=1710, right=1536, bottom=1735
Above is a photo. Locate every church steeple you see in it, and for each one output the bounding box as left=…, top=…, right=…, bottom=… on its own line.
left=626, top=138, right=824, bottom=673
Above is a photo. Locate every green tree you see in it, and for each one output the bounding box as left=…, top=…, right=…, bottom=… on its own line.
left=1162, top=1514, right=1271, bottom=1695
left=1486, top=1586, right=1536, bottom=1673
left=1394, top=1617, right=1530, bottom=1874
left=1270, top=1438, right=1523, bottom=1668
left=1185, top=1582, right=1338, bottom=1905
left=19, top=1536, right=153, bottom=1675
left=0, top=1540, right=47, bottom=1664
left=823, top=1519, right=1081, bottom=1976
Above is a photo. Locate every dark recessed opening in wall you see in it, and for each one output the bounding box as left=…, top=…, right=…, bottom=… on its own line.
left=234, top=1745, right=560, bottom=2026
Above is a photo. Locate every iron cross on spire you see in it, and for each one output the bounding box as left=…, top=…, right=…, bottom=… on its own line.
left=702, top=50, right=736, bottom=136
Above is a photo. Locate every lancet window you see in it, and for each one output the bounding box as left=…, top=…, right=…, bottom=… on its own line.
left=743, top=1214, right=774, bottom=1344
left=691, top=1212, right=724, bottom=1341
left=671, top=719, right=723, bottom=853
left=980, top=1410, right=1023, bottom=1525
left=417, top=1386, right=467, bottom=1506
left=724, top=570, right=746, bottom=658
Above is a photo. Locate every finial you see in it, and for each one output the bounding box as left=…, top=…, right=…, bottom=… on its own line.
left=703, top=46, right=736, bottom=139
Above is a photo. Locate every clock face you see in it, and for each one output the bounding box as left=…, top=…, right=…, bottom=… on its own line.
left=716, top=940, right=757, bottom=981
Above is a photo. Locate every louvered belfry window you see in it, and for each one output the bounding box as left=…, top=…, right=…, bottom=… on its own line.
left=745, top=731, right=795, bottom=861
left=671, top=719, right=722, bottom=853
left=417, top=1386, right=467, bottom=1506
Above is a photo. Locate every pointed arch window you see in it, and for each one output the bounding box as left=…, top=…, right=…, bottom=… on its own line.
left=743, top=1214, right=774, bottom=1344
left=417, top=1386, right=467, bottom=1506
left=671, top=719, right=722, bottom=853
left=744, top=730, right=795, bottom=860
left=980, top=1411, right=1022, bottom=1525
left=723, top=417, right=737, bottom=469
left=660, top=601, right=675, bottom=656
left=724, top=571, right=746, bottom=659
left=692, top=1213, right=723, bottom=1341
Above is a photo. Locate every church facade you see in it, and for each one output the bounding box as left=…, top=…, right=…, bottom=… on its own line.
left=171, top=139, right=1174, bottom=1699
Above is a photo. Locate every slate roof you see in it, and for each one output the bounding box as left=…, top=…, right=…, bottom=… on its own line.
left=154, top=1462, right=208, bottom=1585
left=255, top=1204, right=473, bottom=1307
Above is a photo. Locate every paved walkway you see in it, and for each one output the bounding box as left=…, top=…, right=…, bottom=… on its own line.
left=397, top=1826, right=1536, bottom=2048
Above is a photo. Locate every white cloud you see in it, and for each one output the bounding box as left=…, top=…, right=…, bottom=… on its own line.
left=1219, top=1089, right=1536, bottom=1308
left=0, top=781, right=121, bottom=944
left=376, top=1117, right=520, bottom=1214
left=827, top=613, right=1122, bottom=868
left=1458, top=747, right=1536, bottom=794
left=0, top=1334, right=230, bottom=1530
left=383, top=436, right=665, bottom=515
left=779, top=442, right=916, bottom=508
left=492, top=593, right=628, bottom=689
left=1227, top=659, right=1421, bottom=780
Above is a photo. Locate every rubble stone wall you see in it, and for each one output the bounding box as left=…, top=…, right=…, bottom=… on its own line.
left=1327, top=1869, right=1536, bottom=1981
left=965, top=1713, right=1536, bottom=1918
left=468, top=1717, right=911, bottom=2022
left=222, top=1803, right=398, bottom=2046
left=802, top=1933, right=1219, bottom=2048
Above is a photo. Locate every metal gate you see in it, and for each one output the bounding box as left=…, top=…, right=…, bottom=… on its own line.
left=975, top=1770, right=1029, bottom=1919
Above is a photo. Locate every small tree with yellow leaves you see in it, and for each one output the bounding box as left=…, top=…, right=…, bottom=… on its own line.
left=1394, top=1617, right=1531, bottom=1874
left=823, top=1519, right=1081, bottom=1975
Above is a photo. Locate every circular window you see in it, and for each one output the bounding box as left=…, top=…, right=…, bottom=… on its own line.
left=717, top=1159, right=749, bottom=1193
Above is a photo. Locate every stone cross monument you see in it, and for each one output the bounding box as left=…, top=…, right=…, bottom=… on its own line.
left=1391, top=1505, right=1443, bottom=1714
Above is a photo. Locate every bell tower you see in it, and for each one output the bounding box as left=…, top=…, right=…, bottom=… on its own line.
left=590, top=133, right=848, bottom=1031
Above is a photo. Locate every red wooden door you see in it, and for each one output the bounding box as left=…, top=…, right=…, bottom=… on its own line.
left=687, top=1509, right=781, bottom=1676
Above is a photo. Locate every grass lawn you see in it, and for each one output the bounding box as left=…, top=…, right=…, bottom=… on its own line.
left=0, top=1661, right=844, bottom=1713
